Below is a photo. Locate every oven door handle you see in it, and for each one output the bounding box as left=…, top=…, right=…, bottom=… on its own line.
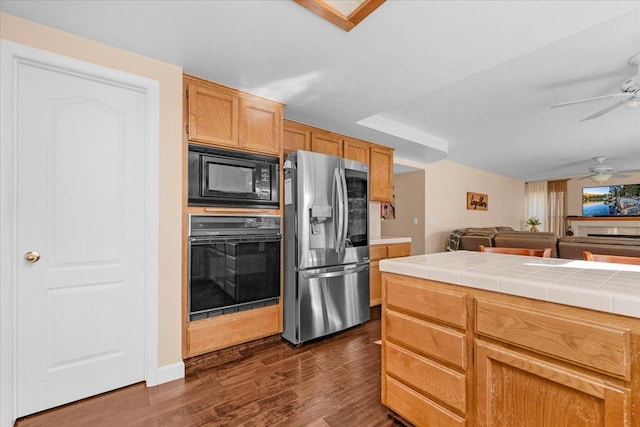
left=190, top=235, right=282, bottom=244
left=302, top=264, right=369, bottom=280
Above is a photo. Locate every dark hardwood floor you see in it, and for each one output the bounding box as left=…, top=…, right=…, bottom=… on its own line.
left=16, top=307, right=402, bottom=427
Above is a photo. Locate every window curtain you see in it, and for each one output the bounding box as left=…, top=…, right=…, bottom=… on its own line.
left=547, top=179, right=567, bottom=237
left=525, top=181, right=547, bottom=231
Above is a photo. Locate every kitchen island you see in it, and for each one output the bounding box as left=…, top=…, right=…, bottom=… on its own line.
left=379, top=251, right=640, bottom=427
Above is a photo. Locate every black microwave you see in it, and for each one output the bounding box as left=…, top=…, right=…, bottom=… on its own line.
left=188, top=144, right=279, bottom=208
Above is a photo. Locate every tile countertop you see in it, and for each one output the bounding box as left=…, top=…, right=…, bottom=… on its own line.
left=370, top=236, right=412, bottom=245
left=379, top=250, right=640, bottom=319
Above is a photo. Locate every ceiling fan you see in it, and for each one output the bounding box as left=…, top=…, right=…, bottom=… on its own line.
left=551, top=52, right=640, bottom=121
left=578, top=156, right=635, bottom=183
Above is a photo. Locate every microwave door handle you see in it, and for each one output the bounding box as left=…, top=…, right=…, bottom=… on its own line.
left=333, top=168, right=344, bottom=254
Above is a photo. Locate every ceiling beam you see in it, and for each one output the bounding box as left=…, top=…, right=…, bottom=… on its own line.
left=294, top=0, right=386, bottom=32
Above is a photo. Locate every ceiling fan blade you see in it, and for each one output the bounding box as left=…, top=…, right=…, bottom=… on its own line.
left=578, top=174, right=596, bottom=180
left=612, top=172, right=631, bottom=178
left=580, top=98, right=631, bottom=121
left=551, top=92, right=630, bottom=109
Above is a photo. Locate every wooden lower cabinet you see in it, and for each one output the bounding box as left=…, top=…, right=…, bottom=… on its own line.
left=370, top=242, right=410, bottom=306
left=381, top=273, right=640, bottom=427
left=187, top=304, right=280, bottom=357
left=476, top=340, right=629, bottom=427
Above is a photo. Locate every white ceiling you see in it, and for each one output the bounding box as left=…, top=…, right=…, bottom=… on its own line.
left=2, top=0, right=639, bottom=181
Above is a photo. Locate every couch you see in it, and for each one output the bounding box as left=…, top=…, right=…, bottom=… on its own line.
left=558, top=236, right=640, bottom=260
left=453, top=227, right=559, bottom=258
left=449, top=227, right=640, bottom=259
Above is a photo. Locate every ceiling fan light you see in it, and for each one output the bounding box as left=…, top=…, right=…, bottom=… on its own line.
left=591, top=173, right=612, bottom=183
left=626, top=98, right=639, bottom=108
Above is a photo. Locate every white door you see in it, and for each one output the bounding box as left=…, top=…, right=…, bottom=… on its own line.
left=12, top=51, right=148, bottom=417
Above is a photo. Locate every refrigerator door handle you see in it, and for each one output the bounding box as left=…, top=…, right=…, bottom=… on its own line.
left=302, top=264, right=369, bottom=280
left=334, top=167, right=345, bottom=253
left=339, top=166, right=349, bottom=253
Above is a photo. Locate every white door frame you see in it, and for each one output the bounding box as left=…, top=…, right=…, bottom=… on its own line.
left=0, top=40, right=160, bottom=427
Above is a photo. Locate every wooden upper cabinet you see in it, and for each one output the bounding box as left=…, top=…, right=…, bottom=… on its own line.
left=370, top=145, right=394, bottom=202
left=185, top=75, right=284, bottom=156
left=311, top=131, right=343, bottom=157
left=187, top=80, right=238, bottom=148
left=343, top=138, right=370, bottom=164
left=283, top=120, right=311, bottom=154
left=239, top=97, right=281, bottom=155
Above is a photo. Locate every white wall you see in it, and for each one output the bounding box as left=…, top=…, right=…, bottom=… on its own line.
left=423, top=160, right=526, bottom=253
left=381, top=170, right=426, bottom=255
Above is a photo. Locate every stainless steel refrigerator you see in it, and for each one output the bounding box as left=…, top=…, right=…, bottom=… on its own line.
left=282, top=150, right=370, bottom=345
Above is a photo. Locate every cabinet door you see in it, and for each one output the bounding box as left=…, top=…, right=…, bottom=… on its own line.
left=187, top=80, right=238, bottom=148
left=370, top=145, right=394, bottom=202
left=311, top=131, right=342, bottom=157
left=343, top=138, right=370, bottom=164
left=239, top=97, right=281, bottom=155
left=283, top=121, right=311, bottom=154
left=476, top=340, right=630, bottom=427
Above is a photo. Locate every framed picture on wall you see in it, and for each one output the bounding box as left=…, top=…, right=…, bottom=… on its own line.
left=467, top=192, right=488, bottom=211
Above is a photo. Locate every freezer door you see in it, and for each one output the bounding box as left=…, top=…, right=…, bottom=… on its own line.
left=296, top=263, right=370, bottom=344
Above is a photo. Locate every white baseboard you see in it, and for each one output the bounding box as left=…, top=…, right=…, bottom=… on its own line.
left=149, top=361, right=185, bottom=386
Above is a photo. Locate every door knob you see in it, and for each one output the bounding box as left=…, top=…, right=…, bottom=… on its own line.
left=24, top=251, right=40, bottom=263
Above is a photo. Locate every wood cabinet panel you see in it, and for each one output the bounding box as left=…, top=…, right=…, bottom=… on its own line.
left=370, top=145, right=393, bottom=202
left=370, top=245, right=388, bottom=261
left=386, top=309, right=466, bottom=369
left=386, top=342, right=466, bottom=413
left=187, top=304, right=280, bottom=357
left=239, top=97, right=281, bottom=155
left=187, top=80, right=238, bottom=148
left=311, top=131, right=342, bottom=156
left=386, top=275, right=467, bottom=328
left=381, top=272, right=640, bottom=427
left=283, top=120, right=311, bottom=154
left=387, top=242, right=410, bottom=258
left=385, top=376, right=466, bottom=427
left=370, top=260, right=382, bottom=306
left=184, top=75, right=283, bottom=156
left=475, top=340, right=630, bottom=427
left=476, top=298, right=631, bottom=378
left=343, top=138, right=370, bottom=164
left=370, top=242, right=410, bottom=306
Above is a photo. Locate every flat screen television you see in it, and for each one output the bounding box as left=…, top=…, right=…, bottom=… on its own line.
left=582, top=184, right=640, bottom=217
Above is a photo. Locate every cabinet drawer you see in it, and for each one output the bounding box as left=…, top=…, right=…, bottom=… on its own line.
left=476, top=299, right=631, bottom=379
left=387, top=276, right=467, bottom=328
left=387, top=242, right=411, bottom=258
left=371, top=245, right=388, bottom=261
left=386, top=309, right=466, bottom=369
left=385, top=375, right=465, bottom=427
left=386, top=342, right=466, bottom=413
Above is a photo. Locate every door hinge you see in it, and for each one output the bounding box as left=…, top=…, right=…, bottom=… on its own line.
left=185, top=89, right=188, bottom=99
left=185, top=124, right=189, bottom=134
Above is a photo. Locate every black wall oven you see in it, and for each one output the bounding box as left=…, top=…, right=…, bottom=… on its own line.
left=188, top=144, right=279, bottom=208
left=188, top=214, right=281, bottom=321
